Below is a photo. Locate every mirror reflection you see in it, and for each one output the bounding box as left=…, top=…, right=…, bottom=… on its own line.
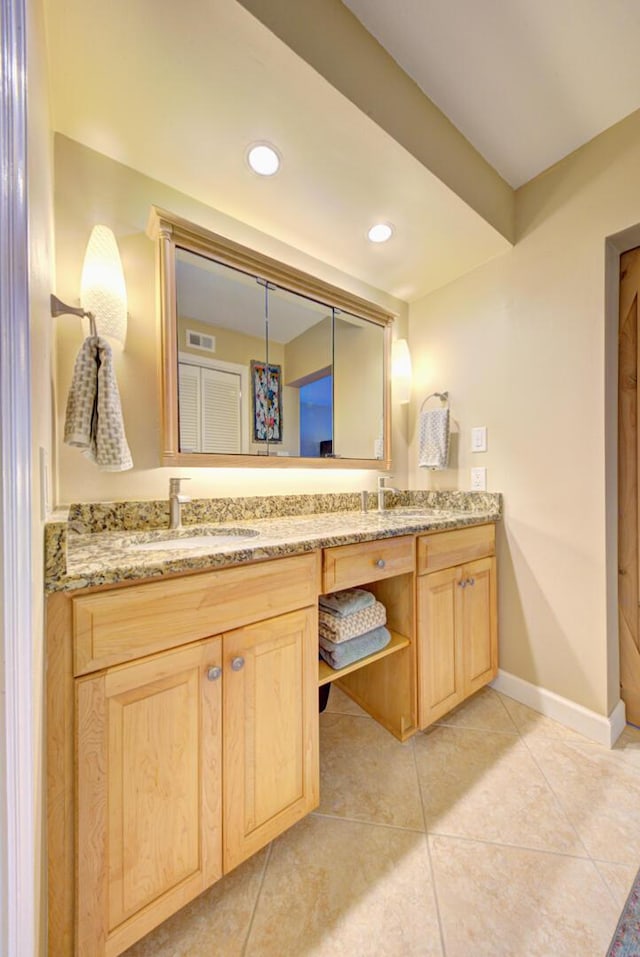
left=174, top=246, right=386, bottom=460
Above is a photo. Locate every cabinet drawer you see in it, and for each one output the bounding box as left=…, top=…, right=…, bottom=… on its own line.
left=417, top=524, right=495, bottom=575
left=322, top=536, right=414, bottom=593
left=72, top=551, right=320, bottom=676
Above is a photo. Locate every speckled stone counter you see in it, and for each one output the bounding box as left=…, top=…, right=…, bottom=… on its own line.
left=45, top=490, right=502, bottom=593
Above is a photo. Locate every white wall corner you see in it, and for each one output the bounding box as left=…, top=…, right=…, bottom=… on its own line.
left=491, top=669, right=627, bottom=748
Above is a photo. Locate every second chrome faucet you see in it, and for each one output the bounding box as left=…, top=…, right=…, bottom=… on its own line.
left=169, top=477, right=191, bottom=528
left=377, top=475, right=400, bottom=511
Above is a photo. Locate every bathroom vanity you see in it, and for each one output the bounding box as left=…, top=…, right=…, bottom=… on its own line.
left=45, top=494, right=499, bottom=956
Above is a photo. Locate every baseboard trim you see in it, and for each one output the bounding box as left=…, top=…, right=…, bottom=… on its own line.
left=491, top=670, right=627, bottom=748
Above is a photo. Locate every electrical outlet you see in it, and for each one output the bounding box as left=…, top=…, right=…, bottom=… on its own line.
left=470, top=466, right=487, bottom=491
left=471, top=426, right=487, bottom=452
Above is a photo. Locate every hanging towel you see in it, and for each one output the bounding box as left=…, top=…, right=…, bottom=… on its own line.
left=418, top=407, right=450, bottom=469
left=64, top=336, right=133, bottom=472
left=319, top=625, right=391, bottom=670
left=319, top=600, right=387, bottom=644
left=319, top=588, right=375, bottom=618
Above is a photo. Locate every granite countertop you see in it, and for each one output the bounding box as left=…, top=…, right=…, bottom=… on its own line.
left=45, top=490, right=502, bottom=593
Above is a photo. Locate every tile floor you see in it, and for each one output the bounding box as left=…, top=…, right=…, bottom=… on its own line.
left=123, top=686, right=640, bottom=957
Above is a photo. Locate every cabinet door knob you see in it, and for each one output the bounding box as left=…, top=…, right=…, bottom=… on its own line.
left=375, top=558, right=386, bottom=568
left=231, top=656, right=245, bottom=672
left=458, top=580, right=466, bottom=588
left=206, top=665, right=222, bottom=681
left=467, top=577, right=475, bottom=586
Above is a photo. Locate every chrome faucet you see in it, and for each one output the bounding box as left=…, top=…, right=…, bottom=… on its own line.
left=377, top=475, right=400, bottom=511
left=169, top=477, right=191, bottom=529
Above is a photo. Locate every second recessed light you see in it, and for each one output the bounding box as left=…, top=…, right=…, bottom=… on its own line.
left=247, top=142, right=281, bottom=176
left=367, top=223, right=393, bottom=243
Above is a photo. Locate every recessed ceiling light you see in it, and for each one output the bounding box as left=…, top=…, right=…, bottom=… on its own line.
left=367, top=223, right=393, bottom=243
left=247, top=142, right=281, bottom=176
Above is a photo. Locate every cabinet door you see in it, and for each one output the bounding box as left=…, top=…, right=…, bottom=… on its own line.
left=462, top=556, right=498, bottom=695
left=223, top=606, right=319, bottom=872
left=417, top=566, right=464, bottom=728
left=76, top=638, right=222, bottom=957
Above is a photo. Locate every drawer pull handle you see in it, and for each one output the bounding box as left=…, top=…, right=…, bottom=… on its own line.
left=206, top=666, right=222, bottom=681
left=375, top=558, right=386, bottom=569
left=231, top=656, right=245, bottom=672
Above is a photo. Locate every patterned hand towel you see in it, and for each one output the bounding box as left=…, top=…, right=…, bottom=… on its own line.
left=64, top=336, right=133, bottom=472
left=319, top=588, right=375, bottom=618
left=319, top=625, right=391, bottom=670
left=319, top=600, right=386, bottom=644
left=418, top=407, right=450, bottom=469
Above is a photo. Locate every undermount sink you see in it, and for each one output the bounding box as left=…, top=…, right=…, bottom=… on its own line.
left=386, top=507, right=454, bottom=516
left=131, top=528, right=259, bottom=552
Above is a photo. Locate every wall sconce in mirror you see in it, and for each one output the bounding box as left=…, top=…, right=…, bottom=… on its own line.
left=50, top=225, right=128, bottom=346
left=392, top=338, right=412, bottom=404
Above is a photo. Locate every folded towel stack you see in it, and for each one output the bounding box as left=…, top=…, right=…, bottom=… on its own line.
left=318, top=588, right=391, bottom=670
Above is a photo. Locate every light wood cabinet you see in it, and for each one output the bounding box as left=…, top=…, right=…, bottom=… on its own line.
left=74, top=606, right=319, bottom=957
left=417, top=531, right=497, bottom=729
left=76, top=638, right=223, bottom=957
left=223, top=608, right=319, bottom=871
left=48, top=552, right=320, bottom=957
left=47, top=525, right=498, bottom=956
left=323, top=535, right=414, bottom=592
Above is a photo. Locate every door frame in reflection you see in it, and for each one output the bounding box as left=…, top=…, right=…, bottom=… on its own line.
left=178, top=352, right=250, bottom=454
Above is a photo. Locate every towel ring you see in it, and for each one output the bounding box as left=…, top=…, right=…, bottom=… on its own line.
left=420, top=391, right=449, bottom=412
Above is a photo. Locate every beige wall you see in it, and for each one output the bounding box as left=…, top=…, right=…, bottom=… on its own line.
left=27, top=0, right=55, bottom=951
left=284, top=316, right=332, bottom=385
left=408, top=109, right=640, bottom=717
left=334, top=317, right=385, bottom=460
left=178, top=316, right=266, bottom=366
left=54, top=135, right=407, bottom=502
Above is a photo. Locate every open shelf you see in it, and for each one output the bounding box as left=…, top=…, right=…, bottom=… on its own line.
left=318, top=629, right=410, bottom=687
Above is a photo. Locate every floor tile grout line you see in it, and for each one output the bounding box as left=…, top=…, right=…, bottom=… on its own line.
left=412, top=732, right=448, bottom=957
left=310, top=809, right=427, bottom=835
left=428, top=697, right=636, bottom=920
left=591, top=859, right=630, bottom=909
left=491, top=689, right=522, bottom=734
left=516, top=732, right=594, bottom=863
left=516, top=728, right=640, bottom=910
left=241, top=840, right=273, bottom=957
left=433, top=688, right=522, bottom=738
left=433, top=721, right=620, bottom=747
left=433, top=721, right=520, bottom=736
left=593, top=855, right=640, bottom=868
left=425, top=827, right=599, bottom=862
left=324, top=710, right=374, bottom=721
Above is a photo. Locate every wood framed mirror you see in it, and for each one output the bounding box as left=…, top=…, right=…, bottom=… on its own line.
left=147, top=207, right=393, bottom=468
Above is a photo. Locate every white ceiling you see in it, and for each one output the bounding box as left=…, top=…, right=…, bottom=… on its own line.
left=342, top=0, right=640, bottom=188
left=43, top=0, right=640, bottom=304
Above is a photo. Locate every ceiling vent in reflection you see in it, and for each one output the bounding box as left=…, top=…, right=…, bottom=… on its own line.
left=187, top=330, right=216, bottom=353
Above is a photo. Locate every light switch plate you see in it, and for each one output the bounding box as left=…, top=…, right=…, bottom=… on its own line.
left=471, top=467, right=487, bottom=491
left=471, top=426, right=487, bottom=452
